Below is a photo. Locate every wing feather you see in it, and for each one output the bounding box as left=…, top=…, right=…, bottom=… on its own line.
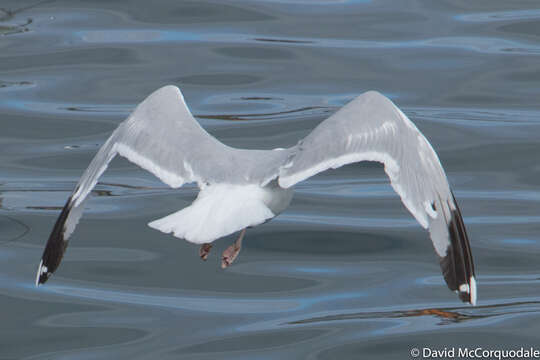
left=36, top=85, right=287, bottom=285
left=278, top=91, right=476, bottom=304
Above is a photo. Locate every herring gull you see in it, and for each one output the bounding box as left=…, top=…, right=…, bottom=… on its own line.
left=35, top=85, right=476, bottom=305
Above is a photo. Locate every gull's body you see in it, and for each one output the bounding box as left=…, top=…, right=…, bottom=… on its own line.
left=36, top=86, right=476, bottom=305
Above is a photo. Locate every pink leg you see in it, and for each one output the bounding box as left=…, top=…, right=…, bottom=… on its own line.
left=199, top=243, right=212, bottom=261
left=221, top=228, right=246, bottom=269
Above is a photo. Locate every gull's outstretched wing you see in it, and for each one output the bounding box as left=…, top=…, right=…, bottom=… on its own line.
left=278, top=91, right=476, bottom=305
left=36, top=85, right=285, bottom=285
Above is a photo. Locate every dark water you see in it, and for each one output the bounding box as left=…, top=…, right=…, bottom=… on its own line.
left=1, top=0, right=540, bottom=358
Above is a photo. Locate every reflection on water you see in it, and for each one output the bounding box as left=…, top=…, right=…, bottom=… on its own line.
left=289, top=301, right=540, bottom=326
left=196, top=105, right=331, bottom=121
left=1, top=0, right=540, bottom=358
left=0, top=80, right=34, bottom=88
left=0, top=213, right=30, bottom=244
left=0, top=0, right=53, bottom=35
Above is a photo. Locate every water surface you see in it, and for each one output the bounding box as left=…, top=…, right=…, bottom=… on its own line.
left=1, top=0, right=540, bottom=358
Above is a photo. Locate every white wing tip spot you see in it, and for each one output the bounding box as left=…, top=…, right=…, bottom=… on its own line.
left=459, top=276, right=477, bottom=306
left=470, top=276, right=477, bottom=305
left=35, top=260, right=48, bottom=286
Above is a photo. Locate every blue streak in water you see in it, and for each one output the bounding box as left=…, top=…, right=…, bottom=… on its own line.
left=74, top=29, right=540, bottom=56
left=295, top=266, right=339, bottom=274
left=455, top=9, right=540, bottom=23
left=22, top=282, right=366, bottom=314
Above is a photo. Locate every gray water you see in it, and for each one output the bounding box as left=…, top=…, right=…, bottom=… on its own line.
left=1, top=0, right=540, bottom=358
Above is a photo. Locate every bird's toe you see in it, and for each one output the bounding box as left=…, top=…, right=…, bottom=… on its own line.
left=221, top=245, right=240, bottom=269
left=199, top=243, right=212, bottom=261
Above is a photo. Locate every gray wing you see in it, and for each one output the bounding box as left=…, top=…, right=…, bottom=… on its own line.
left=279, top=91, right=476, bottom=305
left=36, top=85, right=286, bottom=285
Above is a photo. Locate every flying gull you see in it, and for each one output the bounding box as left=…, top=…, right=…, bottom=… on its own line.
left=36, top=86, right=476, bottom=305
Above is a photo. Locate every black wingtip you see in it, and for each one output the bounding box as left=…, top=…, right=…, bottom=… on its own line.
left=439, top=192, right=477, bottom=305
left=35, top=197, right=73, bottom=286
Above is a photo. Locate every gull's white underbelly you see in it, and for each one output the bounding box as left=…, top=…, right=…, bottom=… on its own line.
left=148, top=182, right=294, bottom=244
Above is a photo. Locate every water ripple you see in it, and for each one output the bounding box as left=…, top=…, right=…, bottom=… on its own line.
left=2, top=1, right=540, bottom=358
left=456, top=9, right=540, bottom=23
left=287, top=300, right=540, bottom=326
left=73, top=29, right=540, bottom=55
left=31, top=283, right=368, bottom=315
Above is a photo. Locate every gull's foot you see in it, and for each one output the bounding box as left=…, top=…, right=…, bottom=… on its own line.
left=199, top=243, right=212, bottom=261
left=221, top=244, right=241, bottom=269
left=221, top=228, right=246, bottom=269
